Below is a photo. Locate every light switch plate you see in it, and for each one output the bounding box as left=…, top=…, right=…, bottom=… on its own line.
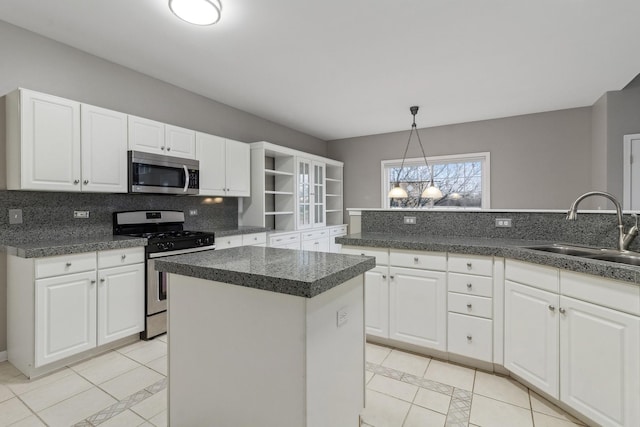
left=8, top=209, right=23, bottom=224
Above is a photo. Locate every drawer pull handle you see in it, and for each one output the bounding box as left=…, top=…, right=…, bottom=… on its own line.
left=121, top=254, right=127, bottom=260
left=73, top=179, right=79, bottom=184
left=276, top=239, right=282, bottom=242
left=466, top=283, right=472, bottom=289
left=390, top=275, right=395, bottom=279
left=466, top=335, right=472, bottom=341
left=91, top=280, right=96, bottom=284
left=548, top=305, right=556, bottom=311
left=414, top=257, right=419, bottom=262
left=254, top=237, right=258, bottom=241
left=100, top=278, right=105, bottom=283
left=289, top=237, right=296, bottom=240
left=466, top=303, right=472, bottom=309
left=466, top=262, right=472, bottom=269
left=361, top=253, right=365, bottom=256
left=559, top=307, right=566, bottom=314
left=382, top=275, right=387, bottom=279
left=66, top=262, right=72, bottom=267
left=83, top=179, right=89, bottom=185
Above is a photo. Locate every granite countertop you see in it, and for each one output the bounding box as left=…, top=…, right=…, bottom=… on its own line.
left=154, top=246, right=376, bottom=298
left=336, top=233, right=640, bottom=285
left=0, top=235, right=148, bottom=258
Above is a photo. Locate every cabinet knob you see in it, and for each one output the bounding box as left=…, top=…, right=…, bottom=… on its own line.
left=466, top=283, right=472, bottom=289
left=382, top=275, right=387, bottom=279
left=466, top=303, right=472, bottom=309
left=390, top=275, right=395, bottom=279
left=66, top=262, right=72, bottom=267
left=91, top=280, right=96, bottom=284
left=548, top=305, right=556, bottom=311
left=559, top=307, right=566, bottom=314
left=360, top=253, right=365, bottom=256
left=121, top=254, right=127, bottom=260
left=161, top=146, right=165, bottom=150
left=100, top=278, right=105, bottom=283
left=167, top=147, right=171, bottom=151
left=466, top=335, right=473, bottom=341
left=414, top=257, right=419, bottom=262
left=466, top=262, right=472, bottom=269
left=83, top=180, right=89, bottom=185
left=276, top=238, right=282, bottom=242
left=73, top=180, right=79, bottom=184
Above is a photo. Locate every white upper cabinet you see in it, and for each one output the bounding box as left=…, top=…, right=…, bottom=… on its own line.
left=196, top=132, right=250, bottom=197
left=81, top=104, right=128, bottom=193
left=297, top=158, right=326, bottom=229
left=6, top=89, right=127, bottom=193
left=7, top=89, right=82, bottom=191
left=128, top=116, right=196, bottom=159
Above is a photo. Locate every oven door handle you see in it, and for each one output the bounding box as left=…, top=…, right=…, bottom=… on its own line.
left=183, top=165, right=189, bottom=193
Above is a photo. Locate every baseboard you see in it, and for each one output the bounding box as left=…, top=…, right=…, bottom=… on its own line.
left=0, top=350, right=7, bottom=362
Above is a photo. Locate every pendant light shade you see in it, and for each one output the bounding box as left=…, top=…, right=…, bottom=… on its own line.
left=169, top=0, right=222, bottom=25
left=388, top=106, right=442, bottom=201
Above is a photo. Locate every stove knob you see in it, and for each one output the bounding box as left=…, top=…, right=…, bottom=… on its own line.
left=157, top=243, right=166, bottom=250
left=167, top=242, right=175, bottom=249
left=195, top=238, right=203, bottom=246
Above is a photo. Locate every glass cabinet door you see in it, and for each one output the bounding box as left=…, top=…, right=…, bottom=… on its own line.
left=313, top=161, right=325, bottom=227
left=298, top=159, right=311, bottom=228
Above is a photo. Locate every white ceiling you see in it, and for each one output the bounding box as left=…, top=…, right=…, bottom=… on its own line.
left=1, top=0, right=640, bottom=141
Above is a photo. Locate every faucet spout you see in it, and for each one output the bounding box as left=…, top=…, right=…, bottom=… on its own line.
left=566, top=191, right=630, bottom=251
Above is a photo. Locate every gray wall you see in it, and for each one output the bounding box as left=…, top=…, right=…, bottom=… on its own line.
left=327, top=108, right=593, bottom=212
left=0, top=20, right=327, bottom=162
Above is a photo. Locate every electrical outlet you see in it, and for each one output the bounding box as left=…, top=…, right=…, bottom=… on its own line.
left=404, top=216, right=417, bottom=225
left=74, top=211, right=90, bottom=219
left=8, top=209, right=23, bottom=224
left=189, top=209, right=198, bottom=216
left=337, top=307, right=348, bottom=327
left=495, top=218, right=512, bottom=228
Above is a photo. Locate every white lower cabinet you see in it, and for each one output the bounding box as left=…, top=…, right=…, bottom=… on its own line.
left=447, top=312, right=492, bottom=362
left=35, top=271, right=97, bottom=367
left=389, top=266, right=447, bottom=350
left=560, top=295, right=640, bottom=427
left=98, top=263, right=145, bottom=346
left=364, top=266, right=389, bottom=338
left=504, top=279, right=559, bottom=397
left=216, top=233, right=267, bottom=250
left=8, top=247, right=145, bottom=378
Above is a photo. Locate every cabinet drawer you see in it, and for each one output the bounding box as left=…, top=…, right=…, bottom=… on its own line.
left=242, top=232, right=267, bottom=246
left=390, top=249, right=447, bottom=271
left=216, top=235, right=242, bottom=249
left=341, top=246, right=389, bottom=265
left=448, top=292, right=492, bottom=319
left=330, top=225, right=347, bottom=235
left=448, top=273, right=493, bottom=297
left=269, top=232, right=300, bottom=246
left=448, top=254, right=493, bottom=276
left=447, top=312, right=493, bottom=362
left=301, top=229, right=329, bottom=241
left=35, top=252, right=97, bottom=279
left=98, top=247, right=145, bottom=269
left=560, top=270, right=640, bottom=316
left=272, top=241, right=301, bottom=250
left=505, top=259, right=559, bottom=293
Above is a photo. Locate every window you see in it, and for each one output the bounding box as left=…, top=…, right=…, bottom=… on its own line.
left=381, top=152, right=490, bottom=209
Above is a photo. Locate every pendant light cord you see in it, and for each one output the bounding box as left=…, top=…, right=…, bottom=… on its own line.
left=394, top=107, right=432, bottom=186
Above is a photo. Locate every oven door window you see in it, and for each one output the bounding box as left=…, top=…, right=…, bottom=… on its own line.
left=132, top=163, right=186, bottom=189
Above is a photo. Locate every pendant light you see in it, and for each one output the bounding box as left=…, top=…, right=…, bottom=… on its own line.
left=388, top=106, right=443, bottom=200
left=169, top=0, right=222, bottom=26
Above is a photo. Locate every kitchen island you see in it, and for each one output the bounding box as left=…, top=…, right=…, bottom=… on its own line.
left=154, top=246, right=375, bottom=427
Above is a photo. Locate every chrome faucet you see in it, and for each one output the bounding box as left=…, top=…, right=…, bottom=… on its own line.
left=566, top=191, right=638, bottom=251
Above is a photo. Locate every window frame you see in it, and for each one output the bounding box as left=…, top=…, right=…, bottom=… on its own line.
left=380, top=152, right=491, bottom=209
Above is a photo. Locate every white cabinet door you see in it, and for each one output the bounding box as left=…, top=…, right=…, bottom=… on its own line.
left=225, top=139, right=250, bottom=196
left=301, top=237, right=330, bottom=252
left=97, top=263, right=145, bottom=345
left=18, top=89, right=81, bottom=191
left=35, top=271, right=97, bottom=367
left=504, top=280, right=559, bottom=398
left=389, top=267, right=447, bottom=350
left=365, top=266, right=389, bottom=338
left=297, top=158, right=326, bottom=229
left=312, top=161, right=326, bottom=227
left=81, top=104, right=128, bottom=193
left=197, top=132, right=227, bottom=195
left=165, top=124, right=196, bottom=159
left=128, top=115, right=165, bottom=155
left=560, top=296, right=640, bottom=427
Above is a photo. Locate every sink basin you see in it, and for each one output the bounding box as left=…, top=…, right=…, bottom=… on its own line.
left=523, top=243, right=604, bottom=257
left=585, top=252, right=640, bottom=266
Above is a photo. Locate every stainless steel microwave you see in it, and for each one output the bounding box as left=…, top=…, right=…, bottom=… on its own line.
left=128, top=151, right=199, bottom=195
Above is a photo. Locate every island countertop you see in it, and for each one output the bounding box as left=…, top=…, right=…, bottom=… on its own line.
left=154, top=246, right=376, bottom=298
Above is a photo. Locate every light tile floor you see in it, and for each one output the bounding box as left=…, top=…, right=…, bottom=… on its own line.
left=0, top=338, right=590, bottom=426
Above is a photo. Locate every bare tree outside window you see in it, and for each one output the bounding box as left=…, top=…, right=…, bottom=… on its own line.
left=384, top=154, right=489, bottom=209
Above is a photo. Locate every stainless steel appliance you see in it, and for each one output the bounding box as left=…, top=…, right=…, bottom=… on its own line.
left=128, top=151, right=200, bottom=195
left=113, top=210, right=215, bottom=339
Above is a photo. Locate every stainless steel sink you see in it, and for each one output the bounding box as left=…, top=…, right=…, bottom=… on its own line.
left=523, top=243, right=604, bottom=257
left=524, top=243, right=640, bottom=266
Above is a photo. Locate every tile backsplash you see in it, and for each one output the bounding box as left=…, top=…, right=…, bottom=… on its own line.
left=0, top=190, right=238, bottom=243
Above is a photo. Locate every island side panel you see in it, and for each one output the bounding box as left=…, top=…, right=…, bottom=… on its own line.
left=305, top=274, right=365, bottom=427
left=167, top=274, right=307, bottom=427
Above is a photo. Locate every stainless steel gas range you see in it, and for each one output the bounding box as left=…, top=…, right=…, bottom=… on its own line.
left=113, top=210, right=215, bottom=339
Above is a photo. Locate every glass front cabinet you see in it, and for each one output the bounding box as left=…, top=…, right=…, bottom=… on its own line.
left=297, top=158, right=326, bottom=229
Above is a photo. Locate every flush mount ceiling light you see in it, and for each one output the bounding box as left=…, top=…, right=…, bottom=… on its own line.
left=388, top=106, right=443, bottom=200
left=169, top=0, right=222, bottom=26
